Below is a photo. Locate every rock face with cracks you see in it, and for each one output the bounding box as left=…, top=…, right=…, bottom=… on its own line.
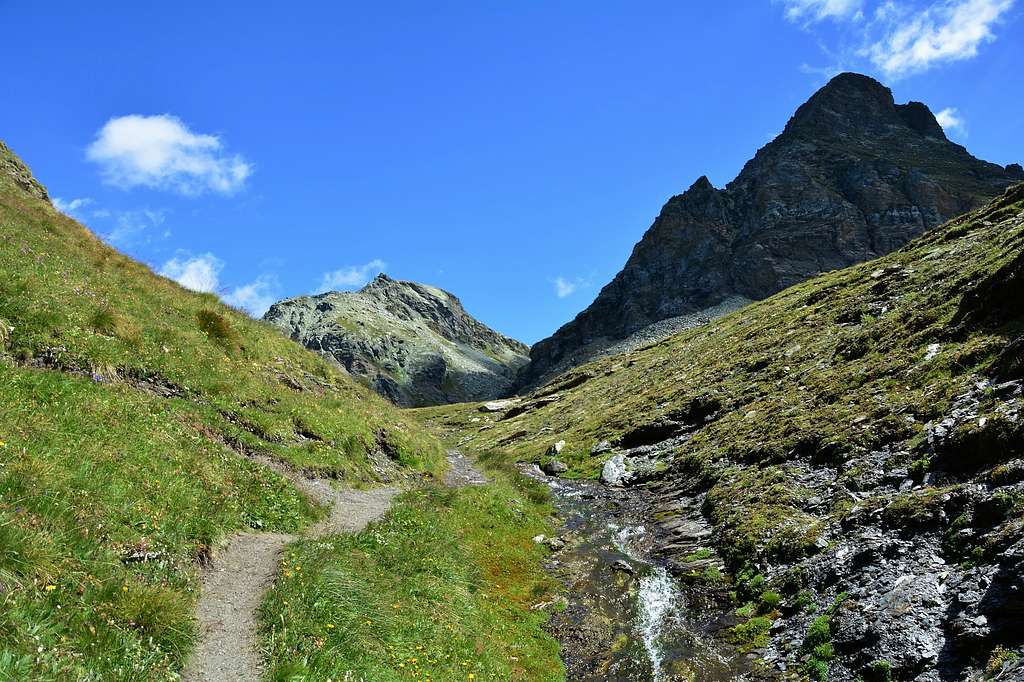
left=522, top=72, right=1024, bottom=388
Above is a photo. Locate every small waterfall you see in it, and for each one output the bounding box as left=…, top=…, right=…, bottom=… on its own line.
left=637, top=566, right=684, bottom=681
left=610, top=523, right=686, bottom=680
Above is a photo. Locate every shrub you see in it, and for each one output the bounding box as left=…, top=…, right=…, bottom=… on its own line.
left=864, top=659, right=894, bottom=682
left=758, top=590, right=782, bottom=613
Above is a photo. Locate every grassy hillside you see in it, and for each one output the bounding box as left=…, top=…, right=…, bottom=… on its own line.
left=418, top=184, right=1024, bottom=677
left=0, top=141, right=455, bottom=679
left=419, top=182, right=1024, bottom=482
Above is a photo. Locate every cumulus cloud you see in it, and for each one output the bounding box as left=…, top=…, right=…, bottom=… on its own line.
left=867, top=0, right=1014, bottom=76
left=782, top=0, right=1015, bottom=79
left=935, top=106, right=966, bottom=135
left=223, top=275, right=280, bottom=317
left=553, top=276, right=589, bottom=299
left=53, top=197, right=93, bottom=216
left=158, top=253, right=277, bottom=316
left=316, top=259, right=387, bottom=293
left=783, top=0, right=865, bottom=23
left=159, top=253, right=223, bottom=293
left=87, top=114, right=252, bottom=195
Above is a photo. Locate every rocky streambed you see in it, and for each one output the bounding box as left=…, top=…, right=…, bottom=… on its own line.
left=520, top=464, right=753, bottom=681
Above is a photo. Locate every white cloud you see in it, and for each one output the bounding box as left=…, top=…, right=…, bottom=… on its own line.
left=783, top=0, right=864, bottom=22
left=158, top=253, right=278, bottom=316
left=159, top=253, right=223, bottom=293
left=87, top=114, right=252, bottom=195
left=103, top=208, right=168, bottom=246
left=867, top=0, right=1014, bottom=77
left=223, top=275, right=279, bottom=317
left=53, top=197, right=93, bottom=216
left=553, top=276, right=589, bottom=299
left=935, top=106, right=966, bottom=135
left=316, top=259, right=387, bottom=293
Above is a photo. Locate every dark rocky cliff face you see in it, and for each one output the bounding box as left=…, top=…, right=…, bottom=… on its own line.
left=522, top=73, right=1024, bottom=389
left=265, top=274, right=529, bottom=407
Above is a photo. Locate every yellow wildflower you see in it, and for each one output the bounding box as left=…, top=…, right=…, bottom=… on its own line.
left=45, top=585, right=56, bottom=592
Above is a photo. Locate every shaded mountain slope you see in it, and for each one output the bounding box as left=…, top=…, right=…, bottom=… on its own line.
left=419, top=183, right=1024, bottom=680
left=522, top=73, right=1024, bottom=388
left=265, top=274, right=529, bottom=407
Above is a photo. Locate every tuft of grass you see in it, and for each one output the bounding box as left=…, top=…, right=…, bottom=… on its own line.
left=89, top=306, right=140, bottom=345
left=986, top=646, right=1020, bottom=677
left=728, top=615, right=772, bottom=652
left=799, top=593, right=847, bottom=681
left=863, top=659, right=894, bottom=681
left=196, top=309, right=239, bottom=354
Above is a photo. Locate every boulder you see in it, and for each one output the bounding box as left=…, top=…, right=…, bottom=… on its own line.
left=601, top=454, right=629, bottom=486
left=481, top=398, right=520, bottom=413
left=541, top=459, right=568, bottom=476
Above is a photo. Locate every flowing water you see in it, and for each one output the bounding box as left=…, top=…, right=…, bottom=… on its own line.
left=523, top=466, right=749, bottom=681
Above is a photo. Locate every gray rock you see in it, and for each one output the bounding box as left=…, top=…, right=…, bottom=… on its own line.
left=541, top=459, right=568, bottom=476
left=601, top=454, right=629, bottom=486
left=610, top=559, right=634, bottom=575
left=480, top=398, right=520, bottom=413
left=1, top=141, right=50, bottom=203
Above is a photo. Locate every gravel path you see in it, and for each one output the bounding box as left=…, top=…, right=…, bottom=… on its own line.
left=444, top=449, right=489, bottom=487
left=182, top=458, right=399, bottom=682
left=183, top=450, right=485, bottom=681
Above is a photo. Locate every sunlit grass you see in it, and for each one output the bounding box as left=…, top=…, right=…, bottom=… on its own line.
left=261, top=458, right=564, bottom=681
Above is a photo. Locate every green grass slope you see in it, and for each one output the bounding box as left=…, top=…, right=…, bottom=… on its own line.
left=419, top=182, right=1024, bottom=567
left=0, top=141, right=448, bottom=679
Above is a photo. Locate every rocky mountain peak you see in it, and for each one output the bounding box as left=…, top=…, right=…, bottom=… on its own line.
left=520, top=73, right=1023, bottom=389
left=265, top=277, right=528, bottom=406
left=897, top=100, right=946, bottom=139
left=783, top=72, right=945, bottom=142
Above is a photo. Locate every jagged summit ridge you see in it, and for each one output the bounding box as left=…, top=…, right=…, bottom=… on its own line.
left=784, top=72, right=945, bottom=140
left=520, top=72, right=1024, bottom=389
left=265, top=274, right=529, bottom=407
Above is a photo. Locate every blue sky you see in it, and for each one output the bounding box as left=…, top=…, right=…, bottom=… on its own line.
left=2, top=1, right=1021, bottom=344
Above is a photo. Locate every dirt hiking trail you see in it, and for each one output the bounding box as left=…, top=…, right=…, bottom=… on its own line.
left=183, top=451, right=483, bottom=681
